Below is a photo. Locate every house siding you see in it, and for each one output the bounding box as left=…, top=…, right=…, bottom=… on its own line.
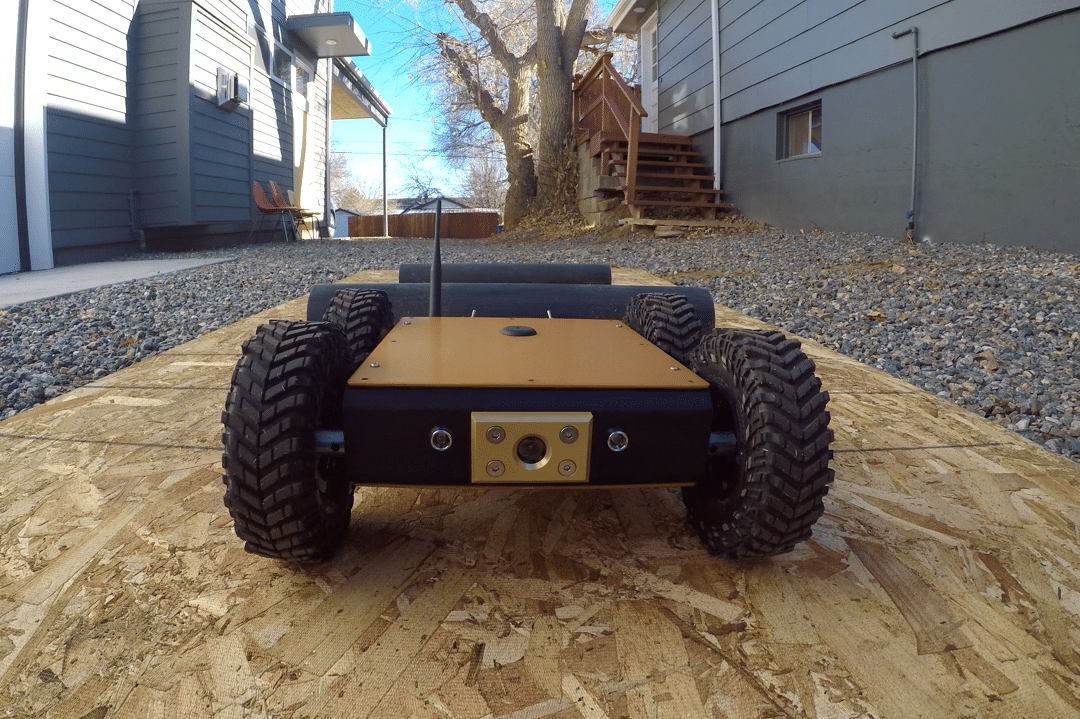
left=718, top=0, right=1080, bottom=122
left=190, top=3, right=252, bottom=224
left=722, top=10, right=1080, bottom=252
left=45, top=0, right=137, bottom=259
left=32, top=0, right=335, bottom=263
left=656, top=0, right=713, bottom=138
left=132, top=1, right=184, bottom=227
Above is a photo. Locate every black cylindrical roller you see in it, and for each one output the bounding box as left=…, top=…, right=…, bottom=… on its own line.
left=308, top=282, right=715, bottom=328
left=398, top=263, right=612, bottom=285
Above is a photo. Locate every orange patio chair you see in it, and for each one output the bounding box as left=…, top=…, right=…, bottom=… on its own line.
left=248, top=181, right=299, bottom=243
left=269, top=180, right=318, bottom=240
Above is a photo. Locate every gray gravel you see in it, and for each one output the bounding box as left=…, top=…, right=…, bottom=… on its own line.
left=1, top=231, right=1077, bottom=462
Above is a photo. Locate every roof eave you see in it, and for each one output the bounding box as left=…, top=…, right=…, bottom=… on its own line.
left=606, top=0, right=656, bottom=34
left=286, top=12, right=371, bottom=58
left=332, top=58, right=392, bottom=126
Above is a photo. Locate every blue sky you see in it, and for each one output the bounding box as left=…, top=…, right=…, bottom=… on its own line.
left=333, top=0, right=456, bottom=197
left=331, top=0, right=619, bottom=199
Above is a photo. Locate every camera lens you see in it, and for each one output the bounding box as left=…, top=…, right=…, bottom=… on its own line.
left=515, top=435, right=548, bottom=465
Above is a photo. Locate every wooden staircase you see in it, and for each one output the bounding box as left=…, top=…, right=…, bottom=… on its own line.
left=593, top=130, right=733, bottom=223
left=573, top=54, right=733, bottom=230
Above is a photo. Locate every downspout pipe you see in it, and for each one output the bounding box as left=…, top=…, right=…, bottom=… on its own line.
left=383, top=124, right=388, bottom=237
left=14, top=0, right=32, bottom=271
left=324, top=59, right=333, bottom=237
left=324, top=0, right=334, bottom=238
left=892, top=26, right=919, bottom=241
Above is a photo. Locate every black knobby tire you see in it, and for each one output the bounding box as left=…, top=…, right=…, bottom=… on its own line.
left=322, top=288, right=393, bottom=369
left=221, top=320, right=355, bottom=560
left=683, top=329, right=834, bottom=558
left=623, top=292, right=705, bottom=365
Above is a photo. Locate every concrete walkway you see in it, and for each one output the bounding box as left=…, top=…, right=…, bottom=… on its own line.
left=0, top=257, right=235, bottom=308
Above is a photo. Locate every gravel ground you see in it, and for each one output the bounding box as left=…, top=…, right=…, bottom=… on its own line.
left=1, top=231, right=1077, bottom=462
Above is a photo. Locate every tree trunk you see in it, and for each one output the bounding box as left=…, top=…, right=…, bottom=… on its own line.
left=535, top=0, right=592, bottom=213
left=503, top=146, right=536, bottom=229
left=437, top=27, right=537, bottom=231
left=500, top=67, right=537, bottom=230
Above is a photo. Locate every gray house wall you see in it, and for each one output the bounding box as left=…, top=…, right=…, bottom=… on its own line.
left=39, top=0, right=333, bottom=263
left=190, top=2, right=253, bottom=224
left=717, top=0, right=1080, bottom=122
left=656, top=0, right=713, bottom=138
left=723, top=63, right=913, bottom=237
left=46, top=0, right=138, bottom=263
left=131, top=1, right=184, bottom=228
left=721, top=9, right=1080, bottom=251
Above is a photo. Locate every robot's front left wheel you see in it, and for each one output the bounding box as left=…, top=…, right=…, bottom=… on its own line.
left=221, top=320, right=354, bottom=561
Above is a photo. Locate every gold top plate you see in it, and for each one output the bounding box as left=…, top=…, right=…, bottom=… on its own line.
left=348, top=316, right=709, bottom=390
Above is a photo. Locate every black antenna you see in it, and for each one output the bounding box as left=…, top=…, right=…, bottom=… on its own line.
left=429, top=197, right=443, bottom=317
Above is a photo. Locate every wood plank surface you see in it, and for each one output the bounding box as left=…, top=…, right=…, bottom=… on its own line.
left=2, top=267, right=1080, bottom=718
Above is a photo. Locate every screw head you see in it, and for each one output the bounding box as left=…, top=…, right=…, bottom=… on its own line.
left=486, top=460, right=505, bottom=477
left=486, top=426, right=506, bottom=444
left=558, top=460, right=576, bottom=476
left=370, top=362, right=380, bottom=368
left=559, top=426, right=578, bottom=444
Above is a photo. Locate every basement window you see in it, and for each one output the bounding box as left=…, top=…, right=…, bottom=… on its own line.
left=780, top=103, right=822, bottom=159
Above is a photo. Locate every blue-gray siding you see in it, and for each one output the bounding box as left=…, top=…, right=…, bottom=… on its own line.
left=46, top=0, right=137, bottom=255
left=656, top=0, right=714, bottom=137
left=722, top=11, right=1080, bottom=252
left=190, top=3, right=252, bottom=223
left=717, top=0, right=1080, bottom=122
left=44, top=0, right=331, bottom=260
left=132, top=1, right=184, bottom=226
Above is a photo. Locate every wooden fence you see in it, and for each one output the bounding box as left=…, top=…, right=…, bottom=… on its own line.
left=349, top=211, right=500, bottom=239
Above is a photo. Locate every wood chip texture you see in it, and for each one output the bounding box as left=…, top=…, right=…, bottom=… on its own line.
left=1, top=268, right=1079, bottom=718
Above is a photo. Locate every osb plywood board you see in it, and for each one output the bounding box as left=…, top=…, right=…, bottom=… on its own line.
left=2, top=267, right=1080, bottom=718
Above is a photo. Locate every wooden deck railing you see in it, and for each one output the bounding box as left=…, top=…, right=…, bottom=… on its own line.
left=573, top=53, right=647, bottom=202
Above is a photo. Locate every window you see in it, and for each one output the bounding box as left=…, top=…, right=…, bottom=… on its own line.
left=272, top=45, right=292, bottom=88
left=780, top=103, right=822, bottom=159
left=295, top=62, right=312, bottom=100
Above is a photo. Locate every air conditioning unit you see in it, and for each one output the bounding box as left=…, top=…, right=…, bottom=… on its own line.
left=217, top=68, right=249, bottom=110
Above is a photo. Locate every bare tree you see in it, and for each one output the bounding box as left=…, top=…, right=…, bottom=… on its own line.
left=329, top=149, right=358, bottom=208
left=398, top=157, right=444, bottom=203
left=417, top=0, right=607, bottom=229
left=434, top=0, right=536, bottom=228
left=462, top=152, right=507, bottom=210
left=330, top=150, right=390, bottom=215
left=535, top=0, right=592, bottom=212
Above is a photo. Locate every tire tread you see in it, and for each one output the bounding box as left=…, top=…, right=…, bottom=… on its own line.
left=221, top=320, right=354, bottom=560
left=684, top=328, right=834, bottom=558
